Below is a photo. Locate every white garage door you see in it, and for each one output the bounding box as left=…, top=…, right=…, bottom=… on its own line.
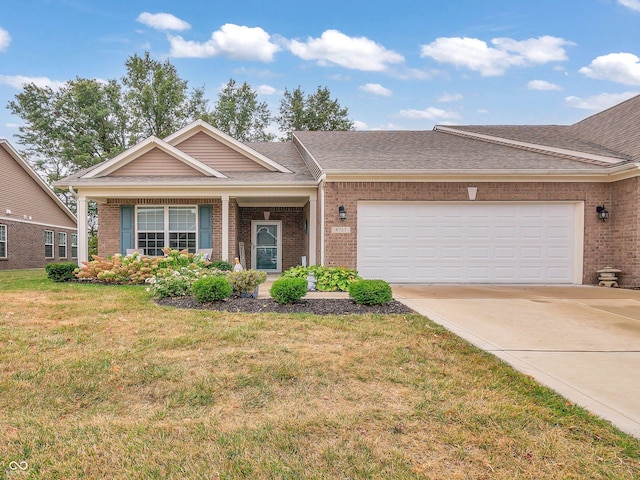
left=357, top=202, right=579, bottom=284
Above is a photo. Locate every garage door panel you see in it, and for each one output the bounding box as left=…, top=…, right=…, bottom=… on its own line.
left=357, top=202, right=577, bottom=283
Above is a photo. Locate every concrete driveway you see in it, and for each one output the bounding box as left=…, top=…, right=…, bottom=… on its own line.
left=392, top=285, right=640, bottom=438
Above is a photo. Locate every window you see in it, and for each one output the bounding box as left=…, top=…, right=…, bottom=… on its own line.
left=45, top=230, right=54, bottom=258
left=136, top=206, right=197, bottom=256
left=71, top=234, right=78, bottom=259
left=0, top=224, right=6, bottom=258
left=58, top=232, right=67, bottom=258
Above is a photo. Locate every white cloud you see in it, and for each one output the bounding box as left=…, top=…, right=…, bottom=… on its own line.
left=256, top=84, right=279, bottom=95
left=358, top=83, right=393, bottom=97
left=527, top=80, right=563, bottom=91
left=398, top=106, right=461, bottom=121
left=618, top=0, right=640, bottom=12
left=579, top=53, right=640, bottom=85
left=137, top=12, right=190, bottom=31
left=353, top=120, right=368, bottom=130
left=565, top=91, right=639, bottom=110
left=169, top=24, right=280, bottom=62
left=288, top=29, right=404, bottom=72
left=437, top=92, right=463, bottom=102
left=0, top=75, right=65, bottom=90
left=5, top=123, right=20, bottom=128
left=0, top=27, right=10, bottom=52
left=420, top=35, right=573, bottom=76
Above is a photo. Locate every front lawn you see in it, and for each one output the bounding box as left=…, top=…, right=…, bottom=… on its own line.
left=1, top=270, right=639, bottom=479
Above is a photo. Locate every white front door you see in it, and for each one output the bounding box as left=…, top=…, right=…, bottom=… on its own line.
left=251, top=221, right=282, bottom=272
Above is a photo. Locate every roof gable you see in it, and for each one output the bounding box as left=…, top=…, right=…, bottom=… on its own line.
left=164, top=120, right=292, bottom=173
left=0, top=139, right=77, bottom=226
left=81, top=136, right=227, bottom=179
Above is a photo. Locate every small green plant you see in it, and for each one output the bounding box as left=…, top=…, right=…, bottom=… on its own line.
left=45, top=262, right=78, bottom=282
left=146, top=266, right=214, bottom=298
left=227, top=269, right=267, bottom=296
left=270, top=277, right=308, bottom=304
left=192, top=276, right=232, bottom=302
left=282, top=265, right=362, bottom=291
left=348, top=279, right=393, bottom=305
left=210, top=260, right=232, bottom=271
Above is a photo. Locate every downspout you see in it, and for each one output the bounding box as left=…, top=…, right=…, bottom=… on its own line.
left=318, top=174, right=326, bottom=266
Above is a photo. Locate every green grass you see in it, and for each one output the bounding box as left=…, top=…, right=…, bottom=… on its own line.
left=0, top=269, right=639, bottom=479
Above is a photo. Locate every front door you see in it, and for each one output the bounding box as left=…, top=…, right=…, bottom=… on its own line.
left=251, top=221, right=282, bottom=272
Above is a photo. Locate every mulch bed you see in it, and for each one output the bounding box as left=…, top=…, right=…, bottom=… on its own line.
left=156, top=296, right=415, bottom=315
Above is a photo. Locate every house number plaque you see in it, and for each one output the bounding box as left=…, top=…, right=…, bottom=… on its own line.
left=331, top=226, right=351, bottom=234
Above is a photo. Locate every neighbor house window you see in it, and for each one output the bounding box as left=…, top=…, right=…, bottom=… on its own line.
left=45, top=230, right=54, bottom=258
left=0, top=224, right=6, bottom=258
left=58, top=232, right=67, bottom=258
left=71, top=234, right=78, bottom=259
left=136, top=206, right=197, bottom=256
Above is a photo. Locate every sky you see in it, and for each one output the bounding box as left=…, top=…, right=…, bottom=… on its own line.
left=1, top=0, right=640, bottom=145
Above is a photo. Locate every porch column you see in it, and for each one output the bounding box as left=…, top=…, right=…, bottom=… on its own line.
left=221, top=194, right=229, bottom=261
left=308, top=194, right=317, bottom=265
left=77, top=194, right=88, bottom=265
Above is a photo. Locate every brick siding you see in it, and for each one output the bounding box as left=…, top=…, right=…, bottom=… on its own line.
left=0, top=219, right=77, bottom=269
left=323, top=181, right=624, bottom=286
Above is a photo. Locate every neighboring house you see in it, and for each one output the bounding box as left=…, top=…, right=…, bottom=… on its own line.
left=56, top=95, right=640, bottom=286
left=0, top=139, right=78, bottom=270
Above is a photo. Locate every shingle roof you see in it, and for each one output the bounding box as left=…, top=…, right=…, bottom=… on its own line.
left=293, top=130, right=610, bottom=173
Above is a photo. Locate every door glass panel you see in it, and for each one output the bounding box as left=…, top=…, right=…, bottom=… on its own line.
left=255, top=224, right=278, bottom=270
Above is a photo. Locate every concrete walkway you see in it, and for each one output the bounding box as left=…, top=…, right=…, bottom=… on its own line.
left=392, top=285, right=640, bottom=438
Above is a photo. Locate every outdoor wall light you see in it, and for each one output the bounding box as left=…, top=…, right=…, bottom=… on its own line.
left=338, top=205, right=347, bottom=221
left=596, top=205, right=609, bottom=222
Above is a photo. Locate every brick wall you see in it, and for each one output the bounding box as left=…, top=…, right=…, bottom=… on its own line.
left=0, top=219, right=77, bottom=269
left=611, top=177, right=640, bottom=286
left=323, top=181, right=618, bottom=286
left=99, top=199, right=221, bottom=258
left=238, top=207, right=305, bottom=270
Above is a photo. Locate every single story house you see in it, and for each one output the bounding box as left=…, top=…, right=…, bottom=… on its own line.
left=57, top=94, right=640, bottom=286
left=0, top=139, right=78, bottom=269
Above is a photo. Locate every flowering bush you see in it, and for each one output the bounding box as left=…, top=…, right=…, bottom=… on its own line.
left=146, top=265, right=213, bottom=298
left=75, top=252, right=158, bottom=284
left=157, top=248, right=209, bottom=270
left=227, top=269, right=267, bottom=295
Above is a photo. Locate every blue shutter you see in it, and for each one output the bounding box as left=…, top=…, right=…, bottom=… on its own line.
left=198, top=205, right=212, bottom=249
left=120, top=205, right=134, bottom=254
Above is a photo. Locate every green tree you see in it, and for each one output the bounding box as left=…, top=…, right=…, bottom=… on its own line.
left=209, top=79, right=274, bottom=142
left=122, top=52, right=210, bottom=140
left=8, top=78, right=128, bottom=185
left=277, top=86, right=354, bottom=140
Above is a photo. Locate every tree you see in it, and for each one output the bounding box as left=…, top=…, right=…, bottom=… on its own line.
left=209, top=79, right=274, bottom=142
left=122, top=52, right=210, bottom=140
left=8, top=78, right=128, bottom=186
left=277, top=86, right=354, bottom=140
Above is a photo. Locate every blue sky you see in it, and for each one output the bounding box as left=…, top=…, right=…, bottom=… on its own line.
left=1, top=0, right=639, bottom=144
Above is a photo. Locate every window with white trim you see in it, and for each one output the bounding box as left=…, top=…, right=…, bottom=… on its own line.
left=45, top=230, right=54, bottom=258
left=71, top=234, right=78, bottom=259
left=0, top=224, right=6, bottom=259
left=136, top=206, right=197, bottom=256
left=58, top=232, right=67, bottom=258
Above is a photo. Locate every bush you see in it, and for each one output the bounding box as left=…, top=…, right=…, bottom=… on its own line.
left=282, top=265, right=362, bottom=291
left=270, top=277, right=308, bottom=304
left=227, top=269, right=267, bottom=296
left=146, top=265, right=212, bottom=298
left=210, top=260, right=232, bottom=271
left=192, top=276, right=232, bottom=302
left=45, top=262, right=78, bottom=282
left=348, top=279, right=393, bottom=305
left=76, top=253, right=158, bottom=284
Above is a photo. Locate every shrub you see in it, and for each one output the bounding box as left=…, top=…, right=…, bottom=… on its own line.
left=227, top=269, right=267, bottom=296
left=192, top=276, right=232, bottom=302
left=45, top=262, right=78, bottom=282
left=282, top=265, right=362, bottom=291
left=146, top=265, right=212, bottom=298
left=210, top=260, right=232, bottom=271
left=270, top=277, right=308, bottom=304
left=348, top=279, right=393, bottom=305
left=76, top=253, right=158, bottom=284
